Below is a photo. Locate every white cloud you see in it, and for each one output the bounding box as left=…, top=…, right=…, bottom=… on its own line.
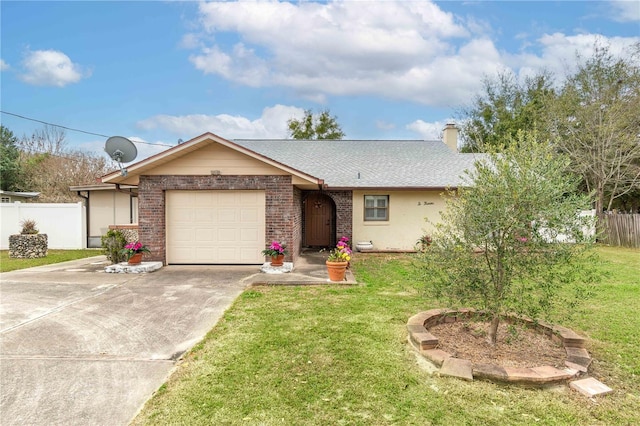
left=186, top=1, right=639, bottom=107
left=127, top=137, right=173, bottom=161
left=609, top=1, right=640, bottom=22
left=19, top=49, right=88, bottom=87
left=79, top=137, right=171, bottom=163
left=0, top=59, right=9, bottom=71
left=406, top=119, right=451, bottom=140
left=137, top=104, right=305, bottom=139
left=180, top=33, right=201, bottom=49
left=375, top=120, right=396, bottom=131
left=508, top=33, right=640, bottom=82
left=190, top=0, right=483, bottom=106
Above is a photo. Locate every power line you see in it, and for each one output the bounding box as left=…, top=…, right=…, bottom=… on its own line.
left=1, top=110, right=174, bottom=147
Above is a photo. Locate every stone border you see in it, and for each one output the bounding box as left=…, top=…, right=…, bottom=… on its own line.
left=104, top=261, right=163, bottom=274
left=407, top=308, right=591, bottom=386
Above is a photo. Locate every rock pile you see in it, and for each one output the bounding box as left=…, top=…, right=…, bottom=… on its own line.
left=9, top=234, right=48, bottom=258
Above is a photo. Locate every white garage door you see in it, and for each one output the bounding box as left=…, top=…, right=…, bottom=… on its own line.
left=166, top=190, right=265, bottom=264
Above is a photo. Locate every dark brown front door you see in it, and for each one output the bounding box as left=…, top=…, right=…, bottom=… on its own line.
left=305, top=192, right=333, bottom=247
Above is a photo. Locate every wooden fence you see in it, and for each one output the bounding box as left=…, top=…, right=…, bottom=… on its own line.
left=602, top=214, right=640, bottom=248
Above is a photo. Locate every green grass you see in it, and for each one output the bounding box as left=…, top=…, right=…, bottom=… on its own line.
left=0, top=249, right=102, bottom=272
left=133, top=246, right=640, bottom=425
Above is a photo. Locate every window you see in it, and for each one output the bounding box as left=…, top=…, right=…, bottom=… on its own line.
left=364, top=195, right=389, bottom=221
left=1, top=197, right=10, bottom=203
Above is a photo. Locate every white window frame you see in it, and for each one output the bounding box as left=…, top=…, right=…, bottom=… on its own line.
left=1, top=196, right=10, bottom=203
left=364, top=195, right=389, bottom=221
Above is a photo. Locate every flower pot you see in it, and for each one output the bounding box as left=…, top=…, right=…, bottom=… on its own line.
left=270, top=254, right=285, bottom=267
left=128, top=253, right=143, bottom=265
left=326, top=260, right=348, bottom=282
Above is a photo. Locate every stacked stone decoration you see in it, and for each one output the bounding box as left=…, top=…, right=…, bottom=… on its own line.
left=9, top=234, right=48, bottom=258
left=108, top=225, right=139, bottom=244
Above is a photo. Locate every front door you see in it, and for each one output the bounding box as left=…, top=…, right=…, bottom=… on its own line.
left=305, top=192, right=334, bottom=247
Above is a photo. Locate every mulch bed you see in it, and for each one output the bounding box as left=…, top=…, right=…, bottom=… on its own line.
left=429, top=320, right=567, bottom=368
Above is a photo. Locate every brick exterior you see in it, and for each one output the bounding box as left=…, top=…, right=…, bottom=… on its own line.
left=138, top=175, right=297, bottom=264
left=300, top=190, right=353, bottom=247
left=327, top=190, right=353, bottom=245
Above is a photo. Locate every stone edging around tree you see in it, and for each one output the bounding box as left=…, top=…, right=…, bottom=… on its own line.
left=407, top=308, right=592, bottom=386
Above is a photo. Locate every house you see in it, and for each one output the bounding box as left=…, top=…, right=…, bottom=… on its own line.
left=0, top=190, right=40, bottom=203
left=69, top=184, right=138, bottom=248
left=101, top=125, right=481, bottom=265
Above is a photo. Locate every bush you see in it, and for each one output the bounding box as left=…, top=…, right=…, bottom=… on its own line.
left=20, top=219, right=39, bottom=234
left=101, top=229, right=127, bottom=264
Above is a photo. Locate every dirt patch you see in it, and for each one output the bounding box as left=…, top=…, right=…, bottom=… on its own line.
left=430, top=321, right=566, bottom=368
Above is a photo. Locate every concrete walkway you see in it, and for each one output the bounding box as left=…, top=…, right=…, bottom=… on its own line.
left=0, top=252, right=355, bottom=425
left=0, top=256, right=255, bottom=426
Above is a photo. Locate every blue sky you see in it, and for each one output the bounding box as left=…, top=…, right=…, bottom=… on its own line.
left=1, top=1, right=638, bottom=160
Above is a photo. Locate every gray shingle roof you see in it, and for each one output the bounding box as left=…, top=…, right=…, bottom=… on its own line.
left=233, top=139, right=484, bottom=188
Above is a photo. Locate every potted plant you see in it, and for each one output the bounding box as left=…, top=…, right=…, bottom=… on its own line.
left=326, top=236, right=352, bottom=281
left=120, top=241, right=151, bottom=265
left=262, top=241, right=287, bottom=266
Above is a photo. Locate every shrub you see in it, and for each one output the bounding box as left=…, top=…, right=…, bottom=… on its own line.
left=101, top=229, right=127, bottom=264
left=20, top=219, right=39, bottom=234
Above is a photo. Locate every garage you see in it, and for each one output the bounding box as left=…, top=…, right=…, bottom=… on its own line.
left=166, top=190, right=265, bottom=264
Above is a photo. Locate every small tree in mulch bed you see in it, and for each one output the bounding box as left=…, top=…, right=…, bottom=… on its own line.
left=419, top=131, right=598, bottom=346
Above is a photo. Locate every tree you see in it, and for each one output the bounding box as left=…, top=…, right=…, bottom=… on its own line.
left=421, top=131, right=594, bottom=346
left=458, top=71, right=556, bottom=152
left=549, top=43, right=640, bottom=222
left=17, top=125, right=111, bottom=202
left=287, top=109, right=345, bottom=140
left=0, top=125, right=22, bottom=191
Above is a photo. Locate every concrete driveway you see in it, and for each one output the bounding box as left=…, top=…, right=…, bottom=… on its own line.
left=0, top=256, right=256, bottom=425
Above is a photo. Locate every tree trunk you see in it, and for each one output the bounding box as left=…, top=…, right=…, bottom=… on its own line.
left=488, top=314, right=500, bottom=346
left=595, top=183, right=605, bottom=240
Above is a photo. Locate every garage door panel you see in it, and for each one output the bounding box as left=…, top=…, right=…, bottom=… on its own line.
left=240, top=228, right=258, bottom=241
left=195, top=229, right=214, bottom=242
left=195, top=248, right=215, bottom=261
left=171, top=232, right=193, bottom=242
left=217, top=209, right=237, bottom=222
left=195, top=209, right=214, bottom=221
left=240, top=209, right=259, bottom=221
left=166, top=190, right=265, bottom=264
left=172, top=208, right=193, bottom=222
left=217, top=228, right=237, bottom=242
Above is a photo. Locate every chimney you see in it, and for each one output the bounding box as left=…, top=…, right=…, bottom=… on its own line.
left=442, top=123, right=458, bottom=152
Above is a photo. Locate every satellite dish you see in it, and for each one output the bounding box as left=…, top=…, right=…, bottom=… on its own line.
left=105, top=136, right=137, bottom=176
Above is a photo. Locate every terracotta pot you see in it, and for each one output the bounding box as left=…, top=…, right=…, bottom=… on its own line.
left=326, top=260, right=348, bottom=282
left=128, top=253, right=143, bottom=265
left=270, top=254, right=285, bottom=267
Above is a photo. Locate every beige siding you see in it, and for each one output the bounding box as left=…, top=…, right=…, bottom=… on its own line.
left=146, top=143, right=288, bottom=176
left=352, top=190, right=446, bottom=250
left=90, top=191, right=136, bottom=237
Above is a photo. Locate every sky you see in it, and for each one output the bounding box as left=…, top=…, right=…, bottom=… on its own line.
left=1, top=0, right=639, bottom=161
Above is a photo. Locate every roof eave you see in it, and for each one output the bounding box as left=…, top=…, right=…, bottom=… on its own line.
left=102, top=132, right=323, bottom=186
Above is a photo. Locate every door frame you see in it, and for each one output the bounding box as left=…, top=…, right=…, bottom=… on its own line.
left=303, top=192, right=336, bottom=247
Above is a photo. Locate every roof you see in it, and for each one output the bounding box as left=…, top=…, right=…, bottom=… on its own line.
left=0, top=190, right=40, bottom=198
left=102, top=133, right=323, bottom=187
left=100, top=132, right=484, bottom=189
left=233, top=139, right=483, bottom=188
left=69, top=184, right=137, bottom=192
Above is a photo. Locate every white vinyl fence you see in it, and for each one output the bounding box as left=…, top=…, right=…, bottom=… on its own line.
left=0, top=202, right=86, bottom=249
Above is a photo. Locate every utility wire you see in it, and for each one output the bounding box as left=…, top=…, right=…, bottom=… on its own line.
left=1, top=110, right=174, bottom=147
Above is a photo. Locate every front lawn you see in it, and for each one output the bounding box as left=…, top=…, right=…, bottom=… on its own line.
left=0, top=249, right=102, bottom=272
left=133, top=246, right=639, bottom=425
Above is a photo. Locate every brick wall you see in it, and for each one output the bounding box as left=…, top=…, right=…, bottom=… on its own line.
left=292, top=187, right=303, bottom=261
left=327, top=190, right=353, bottom=244
left=138, top=175, right=296, bottom=264
left=299, top=190, right=353, bottom=247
